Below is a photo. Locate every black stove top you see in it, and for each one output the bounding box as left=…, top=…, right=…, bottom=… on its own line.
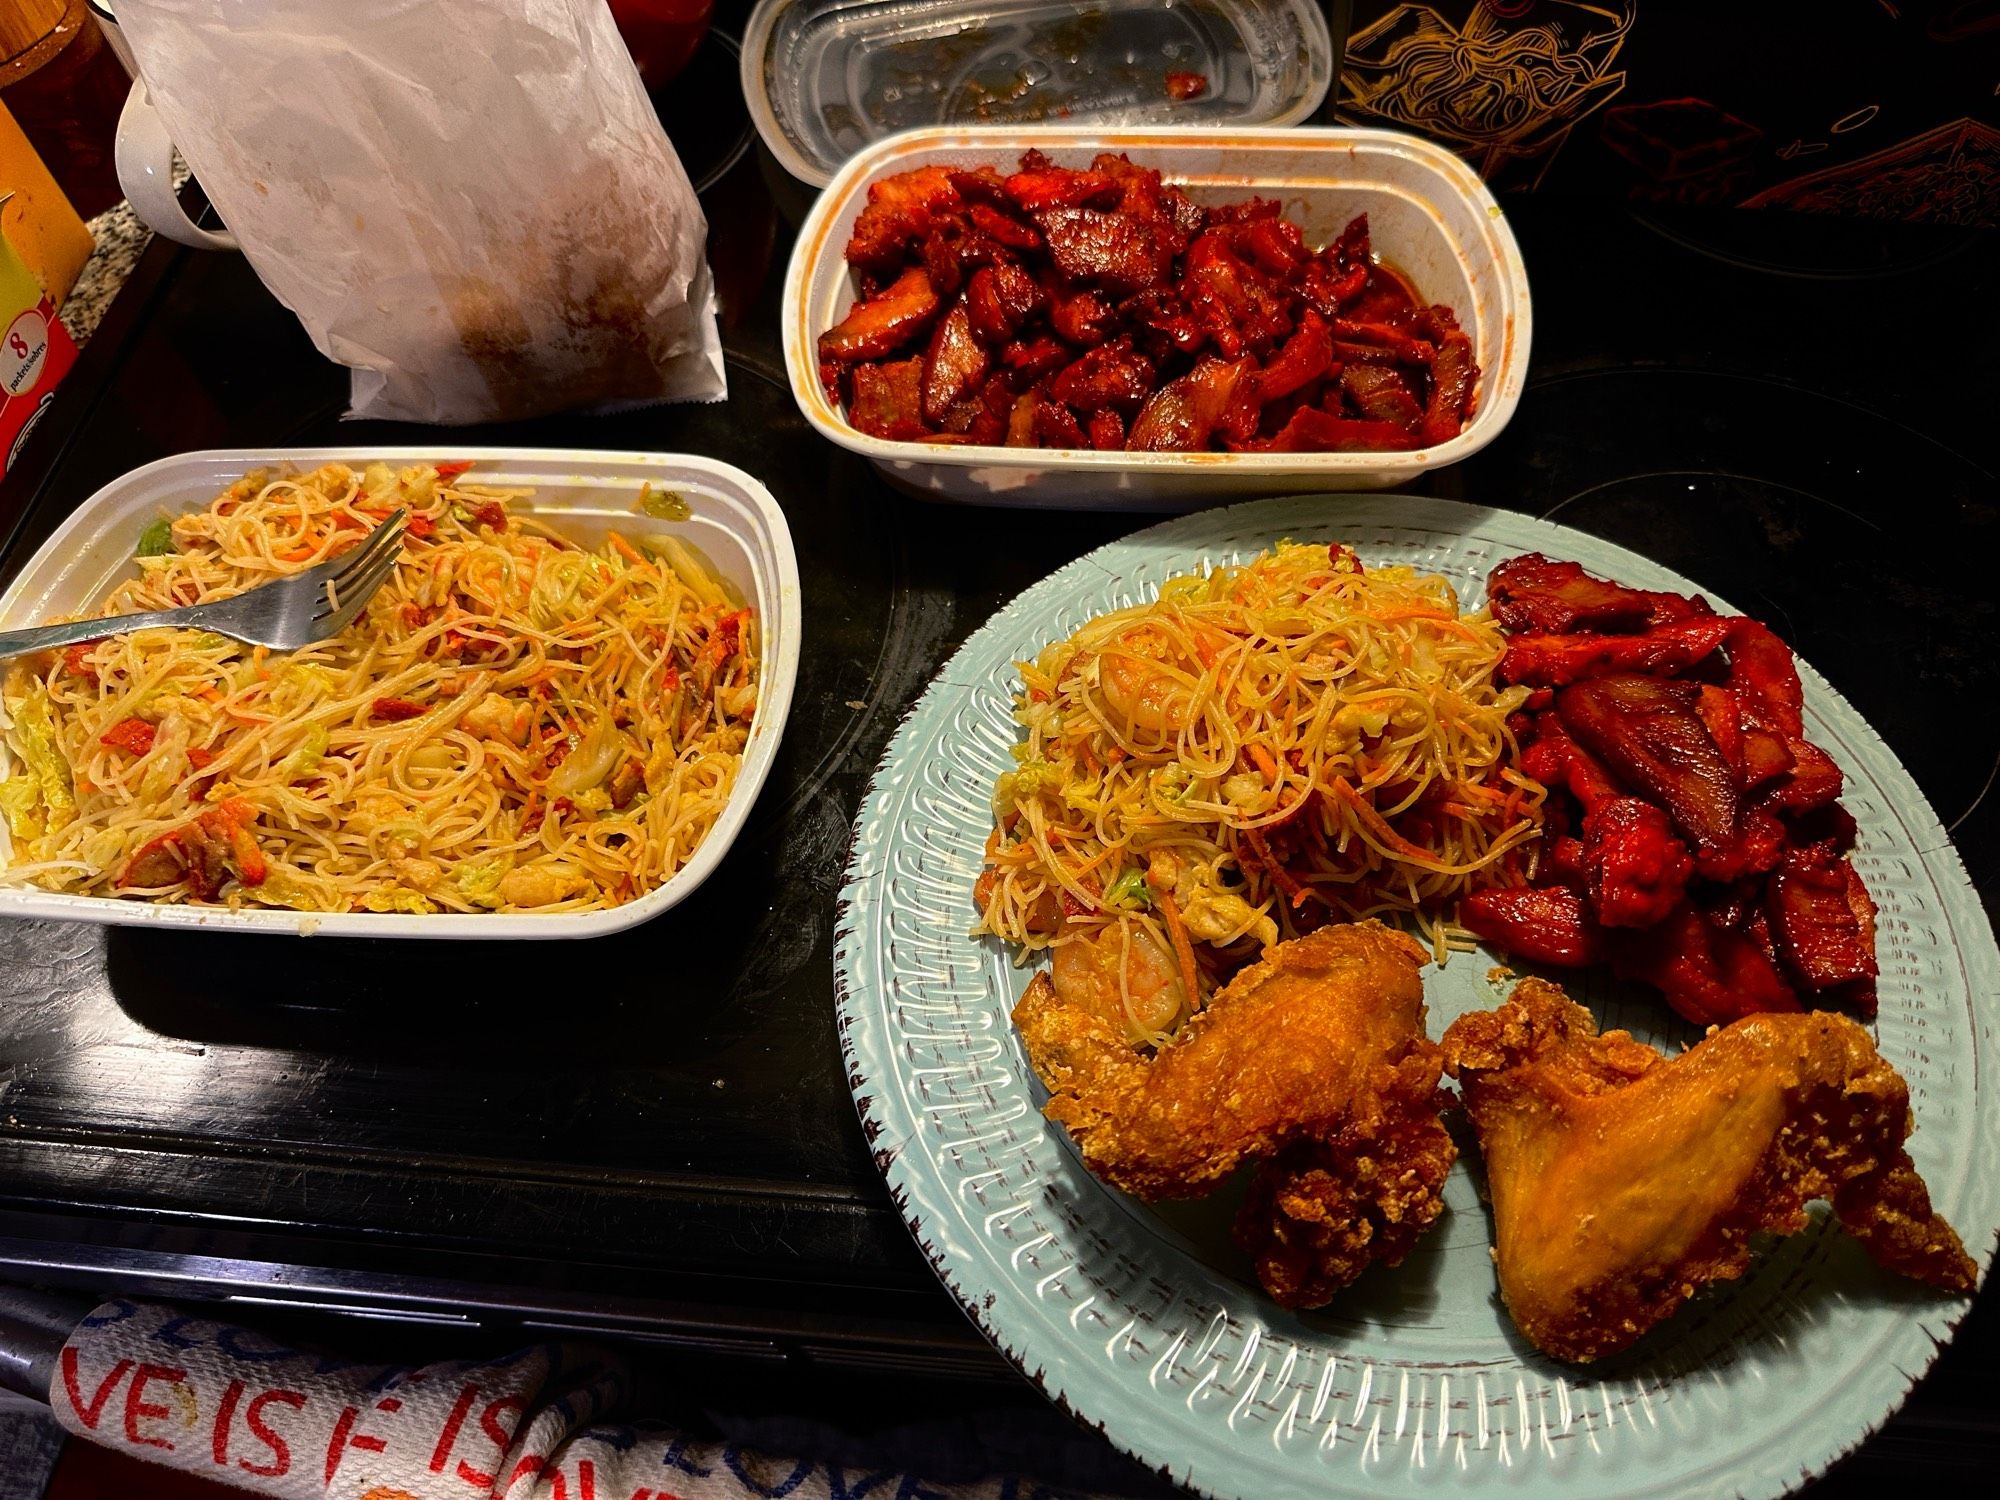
left=1, top=155, right=1995, bottom=1489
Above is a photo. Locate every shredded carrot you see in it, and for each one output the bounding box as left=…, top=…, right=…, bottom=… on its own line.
left=275, top=528, right=325, bottom=563
left=608, top=532, right=644, bottom=565
left=1157, top=892, right=1202, bottom=1011
left=1247, top=743, right=1280, bottom=781
left=1331, top=777, right=1445, bottom=863
left=1062, top=844, right=1119, bottom=881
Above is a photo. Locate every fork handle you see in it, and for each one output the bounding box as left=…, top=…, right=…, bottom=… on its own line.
left=0, top=608, right=213, bottom=660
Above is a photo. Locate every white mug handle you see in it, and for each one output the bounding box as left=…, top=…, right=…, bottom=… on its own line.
left=115, top=81, right=239, bottom=251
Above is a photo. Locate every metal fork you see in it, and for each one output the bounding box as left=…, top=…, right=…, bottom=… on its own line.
left=0, top=509, right=409, bottom=660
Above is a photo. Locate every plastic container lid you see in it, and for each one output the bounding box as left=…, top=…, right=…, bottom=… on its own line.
left=743, top=0, right=1334, bottom=188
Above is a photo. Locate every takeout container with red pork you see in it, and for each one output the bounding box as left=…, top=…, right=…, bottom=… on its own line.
left=782, top=126, right=1532, bottom=509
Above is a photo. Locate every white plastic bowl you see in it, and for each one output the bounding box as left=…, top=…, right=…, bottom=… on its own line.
left=0, top=448, right=802, bottom=939
left=783, top=125, right=1533, bottom=509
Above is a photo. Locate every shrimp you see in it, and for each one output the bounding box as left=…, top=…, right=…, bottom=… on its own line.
left=461, top=692, right=533, bottom=745
left=1051, top=920, right=1190, bottom=1043
left=1095, top=628, right=1200, bottom=737
left=497, top=864, right=586, bottom=907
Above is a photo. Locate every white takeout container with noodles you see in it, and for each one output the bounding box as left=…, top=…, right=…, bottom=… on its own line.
left=783, top=125, right=1532, bottom=509
left=0, top=449, right=801, bottom=938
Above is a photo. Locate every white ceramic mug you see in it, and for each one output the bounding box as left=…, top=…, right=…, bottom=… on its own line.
left=113, top=73, right=239, bottom=250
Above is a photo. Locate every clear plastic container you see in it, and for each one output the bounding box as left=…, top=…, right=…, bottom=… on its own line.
left=743, top=0, right=1333, bottom=189
left=783, top=126, right=1533, bottom=508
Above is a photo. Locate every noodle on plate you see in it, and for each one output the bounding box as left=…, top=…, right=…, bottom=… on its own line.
left=973, top=542, right=1545, bottom=1042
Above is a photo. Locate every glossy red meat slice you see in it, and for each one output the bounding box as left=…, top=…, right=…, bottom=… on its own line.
left=1000, top=334, right=1068, bottom=384
left=1204, top=196, right=1284, bottom=225
left=1459, top=886, right=1603, bottom=967
left=1497, top=618, right=1736, bottom=687
left=847, top=358, right=927, bottom=441
left=1607, top=901, right=1802, bottom=1026
left=845, top=165, right=960, bottom=272
left=1004, top=168, right=1120, bottom=213
left=1240, top=408, right=1421, bottom=453
left=1487, top=554, right=1715, bottom=634
left=1784, top=800, right=1859, bottom=855
left=967, top=202, right=1041, bottom=251
left=1340, top=363, right=1423, bottom=428
left=1724, top=618, right=1805, bottom=738
left=946, top=165, right=1007, bottom=202
left=1764, top=739, right=1845, bottom=812
left=1695, top=684, right=1746, bottom=784
left=942, top=373, right=1013, bottom=446
left=1257, top=310, right=1334, bottom=402
left=1004, top=392, right=1036, bottom=447
left=1088, top=409, right=1125, bottom=450
left=920, top=302, right=991, bottom=425
left=817, top=266, right=939, bottom=363
left=1767, top=846, right=1878, bottom=996
left=1518, top=716, right=1625, bottom=811
left=1693, top=804, right=1788, bottom=884
left=1183, top=229, right=1291, bottom=358
left=1240, top=217, right=1307, bottom=278
left=1556, top=674, right=1740, bottom=856
left=1117, top=289, right=1207, bottom=356
left=1581, top=796, right=1691, bottom=929
left=1329, top=213, right=1370, bottom=268
left=1739, top=724, right=1798, bottom=787
left=1419, top=326, right=1477, bottom=445
left=1126, top=356, right=1254, bottom=452
left=1049, top=289, right=1113, bottom=347
left=1299, top=214, right=1371, bottom=316
left=1048, top=342, right=1155, bottom=415
left=1543, top=834, right=1590, bottom=891
left=1031, top=399, right=1087, bottom=449
left=965, top=263, right=1046, bottom=344
left=1089, top=152, right=1204, bottom=255
left=1036, top=208, right=1171, bottom=296
left=1331, top=320, right=1434, bottom=367
left=918, top=223, right=966, bottom=298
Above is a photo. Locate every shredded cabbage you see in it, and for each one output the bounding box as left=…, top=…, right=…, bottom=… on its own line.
left=546, top=718, right=627, bottom=799
left=279, top=725, right=328, bottom=782
left=3, top=685, right=74, bottom=839
left=360, top=888, right=437, bottom=915
left=456, top=857, right=509, bottom=907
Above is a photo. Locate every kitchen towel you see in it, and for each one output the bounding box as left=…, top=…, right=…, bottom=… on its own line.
left=49, top=1299, right=1104, bottom=1499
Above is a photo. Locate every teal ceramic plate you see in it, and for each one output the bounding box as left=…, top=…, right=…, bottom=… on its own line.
left=832, top=496, right=1996, bottom=1498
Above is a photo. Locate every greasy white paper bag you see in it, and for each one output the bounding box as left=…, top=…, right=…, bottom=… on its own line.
left=116, top=0, right=726, bottom=424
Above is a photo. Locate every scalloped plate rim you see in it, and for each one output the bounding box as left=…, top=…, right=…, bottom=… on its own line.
left=833, top=492, right=1997, bottom=1500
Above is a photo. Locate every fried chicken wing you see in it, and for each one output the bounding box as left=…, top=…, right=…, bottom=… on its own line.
left=1441, top=978, right=1976, bottom=1363
left=1234, top=1081, right=1456, bottom=1309
left=1014, top=922, right=1454, bottom=1305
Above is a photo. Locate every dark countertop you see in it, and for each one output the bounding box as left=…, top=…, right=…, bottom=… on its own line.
left=1, top=103, right=1996, bottom=1494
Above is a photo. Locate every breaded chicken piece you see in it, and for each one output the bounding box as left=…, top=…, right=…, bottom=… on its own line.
left=1015, top=921, right=1454, bottom=1303
left=1235, top=1095, right=1457, bottom=1308
left=1442, top=977, right=1977, bottom=1363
